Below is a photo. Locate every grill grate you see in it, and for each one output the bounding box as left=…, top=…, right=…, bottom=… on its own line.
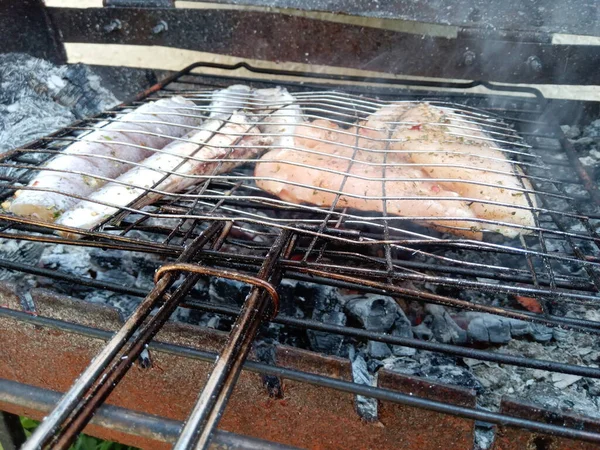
left=1, top=62, right=600, bottom=449
left=1, top=66, right=599, bottom=323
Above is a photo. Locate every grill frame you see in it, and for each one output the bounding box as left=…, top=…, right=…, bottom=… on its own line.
left=1, top=62, right=600, bottom=449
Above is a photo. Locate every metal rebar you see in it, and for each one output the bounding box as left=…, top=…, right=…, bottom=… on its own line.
left=174, top=229, right=293, bottom=450
left=22, top=221, right=224, bottom=450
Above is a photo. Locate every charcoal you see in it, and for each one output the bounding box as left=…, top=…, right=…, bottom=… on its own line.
left=39, top=245, right=92, bottom=278
left=552, top=373, right=582, bottom=389
left=426, top=304, right=467, bottom=345
left=366, top=340, right=392, bottom=359
left=583, top=119, right=600, bottom=138
left=561, top=124, right=581, bottom=139
left=521, top=383, right=600, bottom=420
left=384, top=351, right=482, bottom=392
left=344, top=294, right=398, bottom=332
left=307, top=311, right=346, bottom=355
left=254, top=341, right=284, bottom=398
left=391, top=308, right=416, bottom=356
left=0, top=238, right=44, bottom=281
left=312, top=285, right=346, bottom=311
left=138, top=348, right=152, bottom=369
left=349, top=350, right=377, bottom=422
left=474, top=425, right=495, bottom=450
left=277, top=279, right=309, bottom=318
left=552, top=327, right=569, bottom=342
left=83, top=291, right=136, bottom=318
left=508, top=319, right=531, bottom=337
left=209, top=278, right=250, bottom=306
left=95, top=269, right=137, bottom=287
left=529, top=323, right=554, bottom=342
left=171, top=306, right=207, bottom=326
left=412, top=317, right=434, bottom=341
left=466, top=314, right=512, bottom=345
left=89, top=248, right=127, bottom=270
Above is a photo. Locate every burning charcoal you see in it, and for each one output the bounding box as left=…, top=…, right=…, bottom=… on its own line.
left=385, top=351, right=482, bottom=392
left=137, top=348, right=152, bottom=369
left=349, top=349, right=377, bottom=422
left=465, top=314, right=512, bottom=345
left=425, top=304, right=467, bottom=345
left=209, top=278, right=250, bottom=306
left=0, top=53, right=116, bottom=154
left=39, top=245, right=92, bottom=277
left=552, top=373, right=583, bottom=389
left=277, top=279, right=307, bottom=319
left=391, top=308, right=416, bottom=356
left=583, top=119, right=600, bottom=138
left=0, top=238, right=44, bottom=281
left=529, top=323, right=553, bottom=342
left=344, top=294, right=399, bottom=332
left=521, top=383, right=600, bottom=420
left=366, top=341, right=392, bottom=359
left=306, top=285, right=347, bottom=355
left=83, top=291, right=137, bottom=319
left=95, top=269, right=137, bottom=287
left=88, top=248, right=126, bottom=270
left=412, top=317, right=434, bottom=341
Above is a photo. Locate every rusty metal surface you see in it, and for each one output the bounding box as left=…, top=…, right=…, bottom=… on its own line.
left=47, top=7, right=600, bottom=85
left=493, top=397, right=600, bottom=450
left=201, top=0, right=600, bottom=37
left=0, top=379, right=300, bottom=450
left=0, top=282, right=483, bottom=449
left=378, top=370, right=476, bottom=450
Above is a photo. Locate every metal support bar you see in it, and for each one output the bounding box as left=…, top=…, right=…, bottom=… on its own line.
left=22, top=221, right=225, bottom=450
left=0, top=378, right=300, bottom=450
left=0, top=411, right=26, bottom=450
left=174, top=230, right=295, bottom=450
left=46, top=7, right=600, bottom=85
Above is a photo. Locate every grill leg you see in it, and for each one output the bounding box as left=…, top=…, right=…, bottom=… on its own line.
left=0, top=411, right=27, bottom=450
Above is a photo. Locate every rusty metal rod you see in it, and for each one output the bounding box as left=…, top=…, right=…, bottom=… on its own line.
left=22, top=221, right=224, bottom=450
left=0, top=378, right=301, bottom=450
left=50, top=225, right=235, bottom=449
left=173, top=229, right=294, bottom=450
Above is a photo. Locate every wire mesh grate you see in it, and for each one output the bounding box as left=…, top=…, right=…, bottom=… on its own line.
left=3, top=63, right=600, bottom=449
left=0, top=67, right=598, bottom=312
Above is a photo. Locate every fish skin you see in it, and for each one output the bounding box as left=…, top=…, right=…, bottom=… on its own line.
left=8, top=96, right=202, bottom=222
left=56, top=85, right=293, bottom=236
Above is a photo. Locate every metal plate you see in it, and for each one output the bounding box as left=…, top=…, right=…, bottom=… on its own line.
left=198, top=0, right=600, bottom=37
left=493, top=398, right=600, bottom=450
left=47, top=7, right=600, bottom=85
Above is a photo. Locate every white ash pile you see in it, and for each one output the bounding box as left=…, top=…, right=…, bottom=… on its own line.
left=0, top=53, right=117, bottom=155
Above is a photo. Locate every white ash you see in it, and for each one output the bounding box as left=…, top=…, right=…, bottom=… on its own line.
left=349, top=347, right=378, bottom=422
left=563, top=117, right=600, bottom=183
left=0, top=53, right=117, bottom=156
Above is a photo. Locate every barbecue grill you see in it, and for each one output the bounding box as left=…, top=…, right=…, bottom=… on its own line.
left=1, top=2, right=600, bottom=450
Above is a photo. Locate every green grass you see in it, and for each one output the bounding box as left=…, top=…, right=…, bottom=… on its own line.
left=0, top=417, right=138, bottom=450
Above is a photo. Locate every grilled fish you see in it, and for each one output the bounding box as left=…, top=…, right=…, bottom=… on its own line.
left=56, top=86, right=296, bottom=235
left=7, top=96, right=202, bottom=222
